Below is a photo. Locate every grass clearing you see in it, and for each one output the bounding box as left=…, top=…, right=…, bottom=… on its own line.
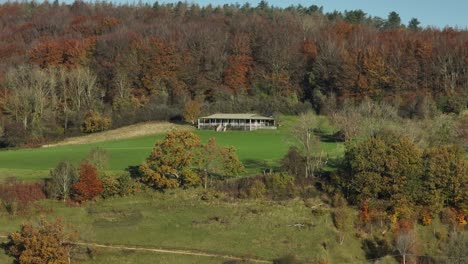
left=0, top=117, right=344, bottom=182
left=0, top=190, right=366, bottom=263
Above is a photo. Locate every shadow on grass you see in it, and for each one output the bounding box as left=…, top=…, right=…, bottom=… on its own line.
left=315, top=130, right=344, bottom=143
left=243, top=159, right=279, bottom=175
left=126, top=165, right=142, bottom=180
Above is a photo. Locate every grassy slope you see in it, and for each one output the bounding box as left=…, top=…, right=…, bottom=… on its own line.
left=0, top=117, right=344, bottom=181
left=0, top=190, right=366, bottom=264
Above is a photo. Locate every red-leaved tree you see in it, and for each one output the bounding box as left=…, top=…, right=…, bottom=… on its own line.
left=72, top=162, right=103, bottom=202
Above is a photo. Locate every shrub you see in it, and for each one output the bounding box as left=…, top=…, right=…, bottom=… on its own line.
left=101, top=175, right=120, bottom=198
left=200, top=189, right=222, bottom=201
left=281, top=146, right=305, bottom=178
left=264, top=173, right=296, bottom=199
left=72, top=163, right=103, bottom=202
left=116, top=173, right=137, bottom=196
left=0, top=181, right=46, bottom=215
left=81, top=112, right=112, bottom=133
left=247, top=180, right=266, bottom=199
left=101, top=173, right=137, bottom=199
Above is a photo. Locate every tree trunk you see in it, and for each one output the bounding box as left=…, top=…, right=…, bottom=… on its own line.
left=204, top=170, right=208, bottom=189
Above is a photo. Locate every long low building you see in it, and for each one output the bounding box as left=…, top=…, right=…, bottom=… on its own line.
left=197, top=113, right=277, bottom=131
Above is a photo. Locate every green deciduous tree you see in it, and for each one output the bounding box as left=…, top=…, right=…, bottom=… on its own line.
left=342, top=135, right=422, bottom=206
left=197, top=138, right=244, bottom=189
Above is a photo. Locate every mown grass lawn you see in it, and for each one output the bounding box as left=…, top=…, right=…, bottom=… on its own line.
left=0, top=190, right=366, bottom=264
left=0, top=116, right=344, bottom=182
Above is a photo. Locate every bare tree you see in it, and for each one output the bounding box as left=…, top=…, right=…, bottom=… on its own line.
left=395, top=230, right=417, bottom=264
left=445, top=231, right=468, bottom=264
left=68, top=67, right=101, bottom=112
left=289, top=112, right=325, bottom=178
left=330, top=99, right=400, bottom=142
left=49, top=161, right=78, bottom=202
left=3, top=65, right=56, bottom=130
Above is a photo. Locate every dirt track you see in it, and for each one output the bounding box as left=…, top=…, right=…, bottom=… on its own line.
left=0, top=235, right=270, bottom=263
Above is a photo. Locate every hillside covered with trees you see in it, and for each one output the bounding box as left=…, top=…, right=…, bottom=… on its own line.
left=0, top=0, right=467, bottom=147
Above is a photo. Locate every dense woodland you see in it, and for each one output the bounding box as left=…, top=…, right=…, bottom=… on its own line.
left=0, top=0, right=467, bottom=147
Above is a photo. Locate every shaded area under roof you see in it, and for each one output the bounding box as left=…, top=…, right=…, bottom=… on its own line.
left=200, top=113, right=274, bottom=120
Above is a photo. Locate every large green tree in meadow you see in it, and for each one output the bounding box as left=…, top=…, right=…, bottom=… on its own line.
left=341, top=135, right=423, bottom=206
left=139, top=130, right=201, bottom=189
left=197, top=138, right=244, bottom=189
left=139, top=130, right=243, bottom=190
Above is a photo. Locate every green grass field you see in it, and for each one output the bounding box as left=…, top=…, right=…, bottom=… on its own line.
left=0, top=190, right=368, bottom=264
left=0, top=117, right=353, bottom=263
left=0, top=117, right=344, bottom=182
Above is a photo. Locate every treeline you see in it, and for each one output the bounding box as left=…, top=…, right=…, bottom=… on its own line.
left=0, top=1, right=467, bottom=146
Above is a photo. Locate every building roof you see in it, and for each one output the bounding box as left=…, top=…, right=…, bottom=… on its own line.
left=200, top=113, right=274, bottom=120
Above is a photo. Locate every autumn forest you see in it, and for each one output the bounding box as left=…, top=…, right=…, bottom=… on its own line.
left=0, top=1, right=467, bottom=146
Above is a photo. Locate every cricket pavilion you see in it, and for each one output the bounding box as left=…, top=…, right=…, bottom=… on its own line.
left=197, top=113, right=277, bottom=131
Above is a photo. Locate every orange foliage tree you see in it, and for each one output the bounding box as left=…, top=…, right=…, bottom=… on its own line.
left=29, top=37, right=96, bottom=68
left=224, top=32, right=253, bottom=94
left=6, top=218, right=75, bottom=264
left=72, top=162, right=103, bottom=202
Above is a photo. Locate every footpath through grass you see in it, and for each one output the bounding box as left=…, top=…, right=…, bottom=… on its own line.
left=0, top=117, right=344, bottom=182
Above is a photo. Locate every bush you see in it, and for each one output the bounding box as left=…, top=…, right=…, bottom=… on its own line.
left=101, top=173, right=137, bottom=199
left=247, top=180, right=266, bottom=199
left=0, top=181, right=46, bottom=215
left=116, top=173, right=137, bottom=196
left=101, top=175, right=120, bottom=198
left=264, top=173, right=296, bottom=200
left=81, top=112, right=112, bottom=133
left=281, top=146, right=305, bottom=178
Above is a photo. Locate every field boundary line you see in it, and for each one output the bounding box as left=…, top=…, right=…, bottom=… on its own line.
left=0, top=235, right=270, bottom=263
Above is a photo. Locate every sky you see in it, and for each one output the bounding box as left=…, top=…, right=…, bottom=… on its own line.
left=2, top=0, right=465, bottom=28
left=156, top=0, right=468, bottom=28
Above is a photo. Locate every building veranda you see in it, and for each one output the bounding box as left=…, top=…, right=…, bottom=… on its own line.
left=197, top=113, right=277, bottom=131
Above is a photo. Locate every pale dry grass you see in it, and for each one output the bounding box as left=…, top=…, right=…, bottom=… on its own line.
left=44, top=122, right=193, bottom=147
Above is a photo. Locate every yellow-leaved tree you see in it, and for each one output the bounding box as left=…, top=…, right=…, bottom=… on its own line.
left=139, top=130, right=201, bottom=189
left=139, top=131, right=244, bottom=190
